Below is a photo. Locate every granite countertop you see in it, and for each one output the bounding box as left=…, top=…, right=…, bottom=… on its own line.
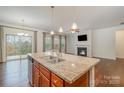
left=28, top=52, right=100, bottom=84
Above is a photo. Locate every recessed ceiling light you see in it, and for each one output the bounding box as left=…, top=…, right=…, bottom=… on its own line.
left=17, top=33, right=24, bottom=36
left=24, top=34, right=29, bottom=36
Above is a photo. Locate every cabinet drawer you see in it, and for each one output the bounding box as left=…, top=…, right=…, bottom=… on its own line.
left=39, top=72, right=50, bottom=87
left=39, top=65, right=50, bottom=80
left=51, top=73, right=63, bottom=87
left=33, top=66, right=40, bottom=87
left=51, top=83, right=56, bottom=87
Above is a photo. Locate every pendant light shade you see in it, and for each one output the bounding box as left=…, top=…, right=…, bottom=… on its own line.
left=71, top=22, right=78, bottom=29
left=70, top=7, right=79, bottom=33
left=50, top=6, right=55, bottom=35
left=70, top=22, right=79, bottom=33
left=59, top=27, right=63, bottom=33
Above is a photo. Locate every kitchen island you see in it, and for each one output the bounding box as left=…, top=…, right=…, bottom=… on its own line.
left=28, top=52, right=99, bottom=87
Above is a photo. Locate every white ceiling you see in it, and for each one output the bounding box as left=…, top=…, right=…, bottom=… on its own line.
left=0, top=6, right=124, bottom=32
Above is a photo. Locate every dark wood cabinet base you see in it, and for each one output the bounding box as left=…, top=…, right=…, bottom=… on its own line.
left=28, top=56, right=89, bottom=87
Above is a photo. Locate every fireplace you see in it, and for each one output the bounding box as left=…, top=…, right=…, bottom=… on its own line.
left=77, top=47, right=87, bottom=56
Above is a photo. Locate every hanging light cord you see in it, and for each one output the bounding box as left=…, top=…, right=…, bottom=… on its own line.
left=51, top=6, right=54, bottom=31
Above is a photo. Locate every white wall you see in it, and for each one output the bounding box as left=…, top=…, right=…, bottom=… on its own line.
left=66, top=25, right=124, bottom=60
left=116, top=30, right=124, bottom=58
left=66, top=30, right=92, bottom=57
left=92, top=28, right=116, bottom=60
left=92, top=25, right=124, bottom=60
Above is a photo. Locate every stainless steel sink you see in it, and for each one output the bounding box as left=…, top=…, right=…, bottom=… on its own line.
left=39, top=56, right=65, bottom=63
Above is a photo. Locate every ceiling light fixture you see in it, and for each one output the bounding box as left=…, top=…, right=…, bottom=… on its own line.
left=17, top=33, right=24, bottom=36
left=70, top=7, right=80, bottom=33
left=17, top=33, right=29, bottom=36
left=50, top=6, right=55, bottom=35
left=70, top=22, right=79, bottom=33
left=17, top=20, right=29, bottom=36
left=24, top=33, right=29, bottom=36
left=58, top=27, right=63, bottom=33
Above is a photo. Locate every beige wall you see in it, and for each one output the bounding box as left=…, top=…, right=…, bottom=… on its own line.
left=116, top=30, right=124, bottom=58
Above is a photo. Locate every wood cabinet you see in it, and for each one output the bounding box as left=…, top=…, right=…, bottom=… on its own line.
left=64, top=72, right=89, bottom=87
left=29, top=57, right=89, bottom=87
left=39, top=64, right=50, bottom=80
left=39, top=72, right=50, bottom=87
left=51, top=73, right=64, bottom=87
left=33, top=65, right=40, bottom=87
left=51, top=83, right=56, bottom=87
left=32, top=60, right=50, bottom=87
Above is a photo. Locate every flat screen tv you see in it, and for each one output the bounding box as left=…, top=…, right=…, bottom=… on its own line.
left=78, top=35, right=87, bottom=41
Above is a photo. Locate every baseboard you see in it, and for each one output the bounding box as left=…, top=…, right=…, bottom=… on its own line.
left=116, top=57, right=124, bottom=59
left=93, top=56, right=116, bottom=60
left=0, top=61, right=5, bottom=63
left=66, top=52, right=75, bottom=55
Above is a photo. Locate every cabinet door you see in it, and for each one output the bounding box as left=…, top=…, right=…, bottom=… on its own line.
left=51, top=73, right=64, bottom=87
left=33, top=66, right=39, bottom=87
left=65, top=72, right=89, bottom=87
left=51, top=83, right=56, bottom=87
left=39, top=73, right=50, bottom=87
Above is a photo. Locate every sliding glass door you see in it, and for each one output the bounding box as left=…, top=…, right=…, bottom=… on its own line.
left=6, top=34, right=32, bottom=61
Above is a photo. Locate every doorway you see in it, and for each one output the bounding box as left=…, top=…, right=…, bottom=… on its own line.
left=6, top=34, right=32, bottom=61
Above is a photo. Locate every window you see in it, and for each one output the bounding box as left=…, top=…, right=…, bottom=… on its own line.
left=6, top=34, right=32, bottom=61
left=44, top=34, right=52, bottom=51
left=60, top=36, right=66, bottom=53
left=43, top=33, right=66, bottom=53
left=53, top=35, right=60, bottom=52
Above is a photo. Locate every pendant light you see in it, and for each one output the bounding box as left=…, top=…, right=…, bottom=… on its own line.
left=50, top=30, right=54, bottom=35
left=58, top=26, right=63, bottom=33
left=17, top=19, right=29, bottom=36
left=70, top=7, right=80, bottom=33
left=50, top=6, right=55, bottom=35
left=71, top=22, right=79, bottom=33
